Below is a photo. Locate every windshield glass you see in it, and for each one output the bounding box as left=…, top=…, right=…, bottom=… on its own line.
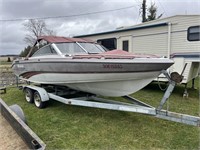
left=56, top=43, right=85, bottom=55
left=78, top=43, right=105, bottom=54
left=32, top=45, right=57, bottom=57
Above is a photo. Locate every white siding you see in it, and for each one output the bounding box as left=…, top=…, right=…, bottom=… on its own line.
left=130, top=15, right=200, bottom=55
left=129, top=25, right=168, bottom=56
left=170, top=30, right=199, bottom=54
left=169, top=16, right=200, bottom=54
left=132, top=33, right=168, bottom=56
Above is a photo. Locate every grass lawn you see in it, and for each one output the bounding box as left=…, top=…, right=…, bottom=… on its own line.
left=0, top=77, right=199, bottom=150
left=0, top=62, right=12, bottom=71
left=0, top=61, right=12, bottom=66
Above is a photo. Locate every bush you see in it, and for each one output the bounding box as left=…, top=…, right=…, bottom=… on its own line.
left=7, top=57, right=11, bottom=62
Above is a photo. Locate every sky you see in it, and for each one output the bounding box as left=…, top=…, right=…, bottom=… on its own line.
left=0, top=0, right=199, bottom=55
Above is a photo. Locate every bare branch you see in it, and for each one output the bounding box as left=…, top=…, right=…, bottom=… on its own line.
left=23, top=19, right=56, bottom=45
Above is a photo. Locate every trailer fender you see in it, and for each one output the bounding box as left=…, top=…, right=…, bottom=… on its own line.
left=23, top=86, right=49, bottom=102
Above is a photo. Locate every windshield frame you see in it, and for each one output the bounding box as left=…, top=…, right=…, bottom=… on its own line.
left=54, top=42, right=106, bottom=55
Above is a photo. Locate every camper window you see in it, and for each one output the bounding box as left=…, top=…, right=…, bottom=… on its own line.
left=97, top=38, right=116, bottom=50
left=187, top=26, right=200, bottom=41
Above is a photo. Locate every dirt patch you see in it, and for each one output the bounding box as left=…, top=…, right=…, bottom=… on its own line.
left=0, top=115, right=28, bottom=150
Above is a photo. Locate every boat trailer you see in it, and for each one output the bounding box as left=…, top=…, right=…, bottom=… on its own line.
left=22, top=70, right=200, bottom=127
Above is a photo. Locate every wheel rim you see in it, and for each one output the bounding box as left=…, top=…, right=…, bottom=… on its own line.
left=25, top=90, right=31, bottom=102
left=34, top=93, right=41, bottom=107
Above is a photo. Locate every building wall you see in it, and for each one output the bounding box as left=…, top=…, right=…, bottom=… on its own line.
left=131, top=26, right=168, bottom=56
left=169, top=16, right=200, bottom=55
left=130, top=15, right=199, bottom=57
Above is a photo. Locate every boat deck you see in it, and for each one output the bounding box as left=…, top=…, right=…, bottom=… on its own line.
left=0, top=114, right=28, bottom=150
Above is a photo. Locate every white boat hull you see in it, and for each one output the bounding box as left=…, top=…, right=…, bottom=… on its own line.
left=22, top=71, right=160, bottom=96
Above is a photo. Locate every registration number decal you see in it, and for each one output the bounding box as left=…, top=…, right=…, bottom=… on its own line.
left=103, top=64, right=123, bottom=69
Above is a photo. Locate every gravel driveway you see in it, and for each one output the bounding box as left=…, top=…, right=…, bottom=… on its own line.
left=0, top=115, right=28, bottom=150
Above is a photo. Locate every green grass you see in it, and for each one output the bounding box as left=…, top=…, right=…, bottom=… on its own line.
left=0, top=61, right=12, bottom=66
left=0, top=78, right=199, bottom=150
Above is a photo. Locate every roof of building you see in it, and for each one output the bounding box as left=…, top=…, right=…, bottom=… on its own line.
left=75, top=22, right=168, bottom=37
left=74, top=15, right=199, bottom=38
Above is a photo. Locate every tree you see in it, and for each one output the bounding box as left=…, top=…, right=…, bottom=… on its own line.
left=23, top=19, right=56, bottom=46
left=141, top=1, right=162, bottom=22
left=19, top=46, right=31, bottom=57
left=19, top=45, right=38, bottom=57
left=21, top=19, right=56, bottom=57
left=146, top=3, right=162, bottom=21
left=7, top=57, right=11, bottom=62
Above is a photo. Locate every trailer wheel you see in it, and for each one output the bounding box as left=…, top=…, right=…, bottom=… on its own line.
left=34, top=91, right=46, bottom=109
left=24, top=88, right=34, bottom=103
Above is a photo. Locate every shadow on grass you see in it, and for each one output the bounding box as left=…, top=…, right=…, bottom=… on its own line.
left=47, top=99, right=141, bottom=123
left=144, top=80, right=199, bottom=98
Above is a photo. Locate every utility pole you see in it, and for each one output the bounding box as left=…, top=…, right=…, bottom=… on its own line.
left=142, top=0, right=147, bottom=22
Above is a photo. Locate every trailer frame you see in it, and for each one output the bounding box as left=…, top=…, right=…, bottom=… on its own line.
left=21, top=70, right=200, bottom=127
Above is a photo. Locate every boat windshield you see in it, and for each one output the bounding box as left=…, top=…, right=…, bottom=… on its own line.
left=56, top=42, right=106, bottom=55
left=31, top=44, right=57, bottom=57
left=78, top=43, right=105, bottom=54
left=56, top=43, right=86, bottom=55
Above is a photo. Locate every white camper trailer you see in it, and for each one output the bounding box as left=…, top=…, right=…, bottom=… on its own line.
left=75, top=15, right=200, bottom=95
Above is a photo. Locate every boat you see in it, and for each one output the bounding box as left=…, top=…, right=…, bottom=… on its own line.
left=12, top=36, right=173, bottom=97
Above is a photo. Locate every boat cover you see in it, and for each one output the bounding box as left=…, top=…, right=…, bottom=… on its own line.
left=72, top=49, right=159, bottom=59
left=37, top=36, right=94, bottom=44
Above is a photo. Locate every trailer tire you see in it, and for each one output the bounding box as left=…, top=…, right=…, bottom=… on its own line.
left=34, top=91, right=46, bottom=109
left=24, top=88, right=34, bottom=103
